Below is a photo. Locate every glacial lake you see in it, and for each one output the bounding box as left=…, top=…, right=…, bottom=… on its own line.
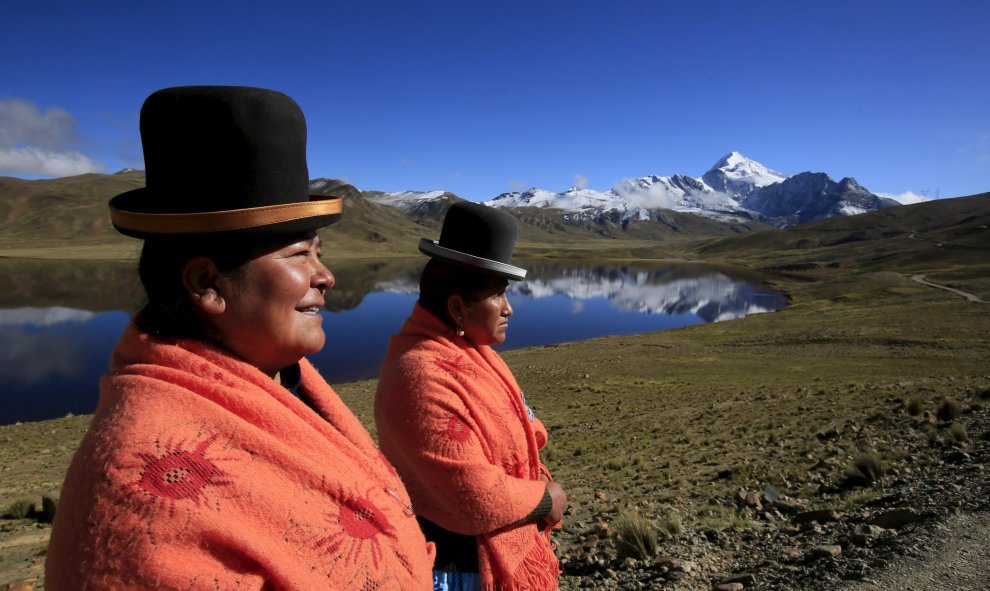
left=0, top=258, right=787, bottom=424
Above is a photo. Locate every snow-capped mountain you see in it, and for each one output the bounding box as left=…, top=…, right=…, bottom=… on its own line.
left=484, top=152, right=898, bottom=228
left=701, top=151, right=788, bottom=198
left=740, top=173, right=899, bottom=225
left=363, top=190, right=457, bottom=218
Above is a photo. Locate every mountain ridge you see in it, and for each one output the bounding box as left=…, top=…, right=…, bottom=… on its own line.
left=484, top=151, right=900, bottom=228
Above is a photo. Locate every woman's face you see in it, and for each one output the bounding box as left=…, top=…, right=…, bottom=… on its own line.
left=212, top=234, right=334, bottom=375
left=460, top=278, right=513, bottom=347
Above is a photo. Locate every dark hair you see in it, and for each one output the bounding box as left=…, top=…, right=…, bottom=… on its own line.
left=135, top=234, right=256, bottom=339
left=418, top=258, right=505, bottom=328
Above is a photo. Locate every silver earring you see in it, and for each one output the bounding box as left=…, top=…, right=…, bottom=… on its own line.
left=456, top=316, right=465, bottom=337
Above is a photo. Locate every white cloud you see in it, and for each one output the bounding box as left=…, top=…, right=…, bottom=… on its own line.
left=573, top=174, right=588, bottom=189
left=0, top=146, right=104, bottom=177
left=878, top=191, right=930, bottom=205
left=612, top=178, right=680, bottom=210
left=0, top=97, right=105, bottom=176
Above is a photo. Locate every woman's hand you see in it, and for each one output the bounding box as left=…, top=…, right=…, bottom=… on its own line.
left=541, top=480, right=568, bottom=530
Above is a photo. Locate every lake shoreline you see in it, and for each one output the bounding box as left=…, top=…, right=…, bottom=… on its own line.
left=4, top=208, right=990, bottom=589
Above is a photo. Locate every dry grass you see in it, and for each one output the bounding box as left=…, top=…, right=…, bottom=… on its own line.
left=2, top=194, right=989, bottom=586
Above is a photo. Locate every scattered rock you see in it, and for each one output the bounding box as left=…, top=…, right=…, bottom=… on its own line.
left=792, top=509, right=841, bottom=525
left=810, top=545, right=843, bottom=560
left=869, top=508, right=922, bottom=529
left=773, top=497, right=808, bottom=514
left=816, top=426, right=841, bottom=441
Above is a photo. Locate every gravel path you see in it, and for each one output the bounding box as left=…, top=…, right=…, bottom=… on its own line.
left=838, top=511, right=990, bottom=591
left=911, top=274, right=985, bottom=303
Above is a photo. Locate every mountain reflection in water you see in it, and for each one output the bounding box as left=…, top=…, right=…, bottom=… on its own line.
left=0, top=260, right=785, bottom=424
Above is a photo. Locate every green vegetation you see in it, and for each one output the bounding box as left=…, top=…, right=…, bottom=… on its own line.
left=906, top=396, right=924, bottom=416
left=2, top=499, right=34, bottom=520
left=615, top=509, right=659, bottom=561
left=843, top=451, right=885, bottom=488
left=947, top=422, right=969, bottom=446
left=938, top=397, right=963, bottom=422
left=1, top=178, right=988, bottom=586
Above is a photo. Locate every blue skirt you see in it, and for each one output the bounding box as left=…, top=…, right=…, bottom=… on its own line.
left=433, top=570, right=481, bottom=591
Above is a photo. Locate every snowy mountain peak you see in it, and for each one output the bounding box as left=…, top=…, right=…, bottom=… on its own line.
left=482, top=152, right=898, bottom=227
left=366, top=189, right=453, bottom=215
left=702, top=152, right=788, bottom=197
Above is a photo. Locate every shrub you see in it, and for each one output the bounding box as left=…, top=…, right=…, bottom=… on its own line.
left=604, top=458, right=625, bottom=471
left=842, top=451, right=885, bottom=487
left=922, top=423, right=940, bottom=446
left=615, top=509, right=659, bottom=560
left=657, top=507, right=683, bottom=540
left=3, top=499, right=34, bottom=520
left=947, top=422, right=969, bottom=445
left=38, top=495, right=58, bottom=523
left=937, top=398, right=962, bottom=422
left=979, top=388, right=990, bottom=402
left=905, top=397, right=924, bottom=416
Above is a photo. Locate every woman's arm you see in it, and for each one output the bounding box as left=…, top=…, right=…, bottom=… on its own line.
left=377, top=391, right=547, bottom=536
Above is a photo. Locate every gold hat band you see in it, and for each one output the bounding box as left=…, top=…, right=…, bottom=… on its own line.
left=110, top=196, right=343, bottom=235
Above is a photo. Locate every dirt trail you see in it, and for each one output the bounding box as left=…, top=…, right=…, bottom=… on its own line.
left=838, top=511, right=990, bottom=591
left=911, top=274, right=985, bottom=303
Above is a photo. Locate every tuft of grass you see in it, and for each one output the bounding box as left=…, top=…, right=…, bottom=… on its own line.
left=656, top=507, right=683, bottom=540
left=615, top=509, right=659, bottom=561
left=937, top=397, right=962, bottom=422
left=38, top=495, right=57, bottom=523
left=842, top=450, right=885, bottom=488
left=947, top=422, right=969, bottom=446
left=979, top=388, right=990, bottom=402
left=922, top=423, right=940, bottom=446
left=3, top=499, right=34, bottom=520
left=905, top=396, right=924, bottom=416
left=697, top=505, right=755, bottom=531
left=604, top=458, right=625, bottom=471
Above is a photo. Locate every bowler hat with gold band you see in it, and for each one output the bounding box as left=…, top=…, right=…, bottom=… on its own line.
left=419, top=200, right=527, bottom=281
left=109, top=85, right=342, bottom=239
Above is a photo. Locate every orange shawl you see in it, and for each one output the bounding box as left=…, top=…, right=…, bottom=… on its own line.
left=375, top=304, right=559, bottom=591
left=47, top=322, right=434, bottom=590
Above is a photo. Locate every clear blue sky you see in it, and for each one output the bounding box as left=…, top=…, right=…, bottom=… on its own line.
left=2, top=0, right=988, bottom=203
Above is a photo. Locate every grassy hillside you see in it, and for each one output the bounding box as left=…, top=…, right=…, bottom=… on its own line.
left=0, top=172, right=771, bottom=259
left=1, top=191, right=989, bottom=588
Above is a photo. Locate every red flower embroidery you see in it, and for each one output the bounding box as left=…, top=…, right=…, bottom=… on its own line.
left=132, top=434, right=232, bottom=508
left=305, top=493, right=395, bottom=584
left=433, top=355, right=470, bottom=376
left=446, top=416, right=472, bottom=442
left=338, top=497, right=392, bottom=540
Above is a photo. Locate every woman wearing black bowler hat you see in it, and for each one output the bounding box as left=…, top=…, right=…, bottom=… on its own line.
left=375, top=201, right=568, bottom=591
left=46, top=86, right=434, bottom=590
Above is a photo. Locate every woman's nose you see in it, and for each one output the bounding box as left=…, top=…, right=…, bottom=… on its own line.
left=313, top=261, right=334, bottom=292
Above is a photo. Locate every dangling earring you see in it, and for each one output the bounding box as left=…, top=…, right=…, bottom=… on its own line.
left=456, top=316, right=465, bottom=337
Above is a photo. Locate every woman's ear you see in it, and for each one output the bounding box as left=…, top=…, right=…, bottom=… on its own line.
left=182, top=256, right=226, bottom=315
left=446, top=294, right=468, bottom=326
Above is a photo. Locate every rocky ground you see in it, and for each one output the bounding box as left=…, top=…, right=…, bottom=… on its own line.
left=3, top=255, right=989, bottom=590
left=553, top=393, right=990, bottom=590
left=5, top=404, right=989, bottom=591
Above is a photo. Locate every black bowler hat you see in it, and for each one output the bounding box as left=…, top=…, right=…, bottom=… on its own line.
left=419, top=201, right=527, bottom=281
left=108, top=85, right=342, bottom=238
